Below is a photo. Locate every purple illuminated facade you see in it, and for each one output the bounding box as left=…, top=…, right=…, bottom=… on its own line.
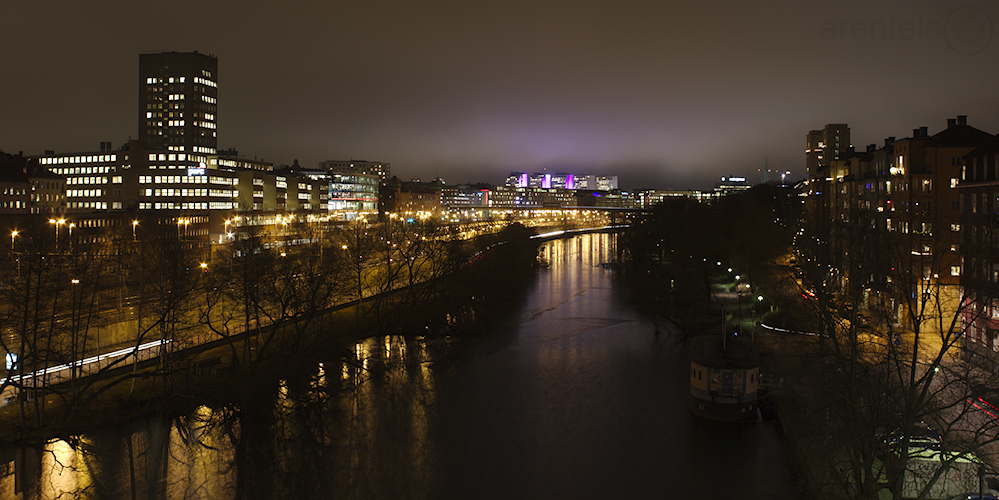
left=504, top=172, right=599, bottom=191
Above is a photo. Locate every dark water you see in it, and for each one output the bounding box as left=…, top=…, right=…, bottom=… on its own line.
left=0, top=233, right=799, bottom=499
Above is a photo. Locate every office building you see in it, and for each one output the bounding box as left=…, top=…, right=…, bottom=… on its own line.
left=138, top=51, right=218, bottom=156
left=319, top=160, right=391, bottom=183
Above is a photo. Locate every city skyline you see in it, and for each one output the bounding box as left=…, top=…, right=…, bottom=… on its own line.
left=3, top=0, right=999, bottom=190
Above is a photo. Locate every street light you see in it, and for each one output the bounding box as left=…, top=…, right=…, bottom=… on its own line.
left=10, top=230, right=19, bottom=277
left=56, top=219, right=66, bottom=243
left=49, top=218, right=66, bottom=243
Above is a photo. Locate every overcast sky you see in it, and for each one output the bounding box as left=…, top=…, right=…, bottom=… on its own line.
left=2, top=0, right=998, bottom=190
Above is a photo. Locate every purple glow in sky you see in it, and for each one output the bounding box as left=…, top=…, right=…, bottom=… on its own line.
left=3, top=0, right=999, bottom=190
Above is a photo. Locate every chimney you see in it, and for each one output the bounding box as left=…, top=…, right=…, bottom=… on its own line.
left=867, top=144, right=876, bottom=153
left=947, top=118, right=956, bottom=129
left=919, top=126, right=928, bottom=137
left=958, top=115, right=968, bottom=126
left=913, top=129, right=921, bottom=138
left=885, top=137, right=895, bottom=147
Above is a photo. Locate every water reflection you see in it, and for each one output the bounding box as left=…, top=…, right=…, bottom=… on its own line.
left=1, top=233, right=797, bottom=499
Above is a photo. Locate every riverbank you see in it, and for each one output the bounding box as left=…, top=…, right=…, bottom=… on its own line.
left=0, top=227, right=543, bottom=445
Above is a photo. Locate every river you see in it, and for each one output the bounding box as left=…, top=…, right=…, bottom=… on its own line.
left=0, top=232, right=799, bottom=499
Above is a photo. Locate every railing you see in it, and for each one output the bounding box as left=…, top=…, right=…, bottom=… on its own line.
left=0, top=339, right=172, bottom=405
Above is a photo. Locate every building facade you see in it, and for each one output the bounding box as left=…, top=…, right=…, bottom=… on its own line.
left=328, top=173, right=379, bottom=217
left=958, top=133, right=999, bottom=358
left=807, top=116, right=992, bottom=334
left=139, top=51, right=218, bottom=155
left=0, top=152, right=32, bottom=215
left=319, top=160, right=391, bottom=183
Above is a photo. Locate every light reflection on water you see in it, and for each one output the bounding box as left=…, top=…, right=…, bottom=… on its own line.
left=1, top=233, right=797, bottom=499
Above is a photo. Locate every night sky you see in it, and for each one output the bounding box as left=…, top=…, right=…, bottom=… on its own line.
left=3, top=0, right=998, bottom=190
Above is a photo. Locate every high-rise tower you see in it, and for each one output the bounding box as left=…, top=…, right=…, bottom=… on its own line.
left=805, top=124, right=850, bottom=181
left=138, top=51, right=218, bottom=156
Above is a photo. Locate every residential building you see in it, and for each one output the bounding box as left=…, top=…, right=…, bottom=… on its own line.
left=808, top=116, right=992, bottom=333
left=806, top=124, right=851, bottom=182
left=0, top=152, right=32, bottom=215
left=958, top=133, right=999, bottom=359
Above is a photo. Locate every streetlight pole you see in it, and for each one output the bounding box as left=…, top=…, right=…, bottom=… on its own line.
left=71, top=278, right=80, bottom=380
left=10, top=230, right=18, bottom=277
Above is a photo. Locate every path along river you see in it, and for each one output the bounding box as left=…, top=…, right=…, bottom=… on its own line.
left=0, top=232, right=799, bottom=499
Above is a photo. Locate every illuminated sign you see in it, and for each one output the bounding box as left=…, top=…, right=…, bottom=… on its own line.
left=187, top=168, right=206, bottom=176
left=729, top=177, right=746, bottom=182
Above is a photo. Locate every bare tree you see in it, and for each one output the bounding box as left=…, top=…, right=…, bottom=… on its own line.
left=781, top=208, right=999, bottom=500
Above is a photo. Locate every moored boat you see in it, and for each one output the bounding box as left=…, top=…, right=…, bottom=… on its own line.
left=689, top=333, right=760, bottom=421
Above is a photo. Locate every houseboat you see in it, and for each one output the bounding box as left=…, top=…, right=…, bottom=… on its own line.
left=689, top=333, right=760, bottom=421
